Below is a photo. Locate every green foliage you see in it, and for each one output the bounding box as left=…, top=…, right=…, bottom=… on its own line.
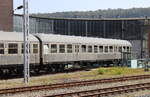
left=32, top=7, right=150, bottom=18
left=115, top=70, right=122, bottom=75
left=111, top=67, right=124, bottom=75
left=97, top=68, right=108, bottom=75
left=97, top=67, right=127, bottom=75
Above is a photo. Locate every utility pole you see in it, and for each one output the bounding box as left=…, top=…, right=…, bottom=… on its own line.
left=23, top=0, right=30, bottom=83
left=144, top=16, right=150, bottom=71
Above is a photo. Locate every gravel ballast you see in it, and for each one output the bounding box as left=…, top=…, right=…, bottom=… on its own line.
left=1, top=78, right=150, bottom=97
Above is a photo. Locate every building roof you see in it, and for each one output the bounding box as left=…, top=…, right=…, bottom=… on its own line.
left=35, top=33, right=132, bottom=46
left=0, top=31, right=39, bottom=42
left=15, top=14, right=148, bottom=21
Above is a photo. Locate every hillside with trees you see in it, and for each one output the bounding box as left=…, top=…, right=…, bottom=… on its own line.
left=32, top=7, right=150, bottom=18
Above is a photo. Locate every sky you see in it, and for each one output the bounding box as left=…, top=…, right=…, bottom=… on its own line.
left=13, top=0, right=150, bottom=14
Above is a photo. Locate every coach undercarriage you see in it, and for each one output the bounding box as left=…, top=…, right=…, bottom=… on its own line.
left=0, top=59, right=121, bottom=76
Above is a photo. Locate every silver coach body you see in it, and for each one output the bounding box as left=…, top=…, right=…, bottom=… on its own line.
left=35, top=34, right=132, bottom=64
left=0, top=31, right=40, bottom=65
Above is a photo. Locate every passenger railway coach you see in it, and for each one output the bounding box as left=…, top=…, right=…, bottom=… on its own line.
left=0, top=31, right=132, bottom=73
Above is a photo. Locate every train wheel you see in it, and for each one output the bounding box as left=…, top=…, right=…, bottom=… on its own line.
left=59, top=64, right=65, bottom=72
left=16, top=68, right=23, bottom=75
left=34, top=68, right=40, bottom=74
left=113, top=59, right=120, bottom=66
left=0, top=69, right=3, bottom=75
left=46, top=66, right=52, bottom=73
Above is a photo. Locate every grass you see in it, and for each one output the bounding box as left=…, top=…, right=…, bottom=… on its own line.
left=97, top=68, right=108, bottom=75
left=0, top=67, right=150, bottom=89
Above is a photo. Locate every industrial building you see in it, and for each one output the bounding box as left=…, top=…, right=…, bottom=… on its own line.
left=13, top=14, right=150, bottom=59
left=0, top=0, right=150, bottom=59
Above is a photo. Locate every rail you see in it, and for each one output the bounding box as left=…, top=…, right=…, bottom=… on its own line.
left=0, top=74, right=150, bottom=95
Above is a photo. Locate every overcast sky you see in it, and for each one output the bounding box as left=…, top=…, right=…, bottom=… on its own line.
left=13, top=0, right=150, bottom=14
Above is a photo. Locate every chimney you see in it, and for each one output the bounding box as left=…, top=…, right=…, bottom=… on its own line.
left=0, top=0, right=13, bottom=31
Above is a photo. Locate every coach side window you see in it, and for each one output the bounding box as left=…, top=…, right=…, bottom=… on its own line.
left=127, top=47, right=130, bottom=52
left=94, top=46, right=98, bottom=53
left=33, top=44, right=38, bottom=54
left=88, top=46, right=92, bottom=53
left=75, top=45, right=79, bottom=52
left=0, top=43, right=4, bottom=54
left=119, top=46, right=122, bottom=52
left=109, top=46, right=113, bottom=52
left=128, top=47, right=132, bottom=52
left=123, top=46, right=126, bottom=52
left=104, top=46, right=108, bottom=53
left=114, top=46, right=118, bottom=52
left=51, top=44, right=57, bottom=53
left=59, top=44, right=65, bottom=53
left=99, top=46, right=103, bottom=53
left=21, top=43, right=30, bottom=54
left=82, top=45, right=86, bottom=53
left=8, top=43, right=18, bottom=54
left=67, top=44, right=72, bottom=53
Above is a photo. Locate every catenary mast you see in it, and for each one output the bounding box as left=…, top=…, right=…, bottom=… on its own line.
left=23, top=0, right=30, bottom=83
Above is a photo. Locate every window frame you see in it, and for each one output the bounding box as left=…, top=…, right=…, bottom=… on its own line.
left=67, top=44, right=72, bottom=53
left=94, top=45, right=98, bottom=53
left=0, top=43, right=4, bottom=54
left=75, top=45, right=79, bottom=53
left=81, top=45, right=86, bottom=53
left=21, top=43, right=31, bottom=54
left=59, top=44, right=65, bottom=53
left=8, top=43, right=18, bottom=54
left=88, top=45, right=93, bottom=53
left=109, top=46, right=113, bottom=52
left=51, top=44, right=57, bottom=53
left=33, top=44, right=39, bottom=54
left=99, top=46, right=103, bottom=53
left=104, top=46, right=108, bottom=53
left=127, top=47, right=130, bottom=52
left=119, top=46, right=122, bottom=52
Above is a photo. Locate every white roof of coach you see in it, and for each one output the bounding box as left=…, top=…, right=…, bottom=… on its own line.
left=35, top=34, right=132, bottom=46
left=0, top=31, right=39, bottom=42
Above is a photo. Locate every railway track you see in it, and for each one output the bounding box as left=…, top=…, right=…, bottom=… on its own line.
left=0, top=74, right=150, bottom=95
left=44, top=82, right=150, bottom=97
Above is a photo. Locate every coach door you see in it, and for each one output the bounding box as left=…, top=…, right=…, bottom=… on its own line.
left=43, top=44, right=49, bottom=54
left=74, top=44, right=80, bottom=60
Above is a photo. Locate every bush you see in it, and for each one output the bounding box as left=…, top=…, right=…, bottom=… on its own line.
left=115, top=70, right=122, bottom=75
left=97, top=68, right=108, bottom=75
left=114, top=68, right=124, bottom=75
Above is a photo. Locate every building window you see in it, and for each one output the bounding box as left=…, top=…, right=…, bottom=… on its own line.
left=33, top=44, right=38, bottom=54
left=51, top=44, right=57, bottom=53
left=94, top=46, right=98, bottom=53
left=109, top=46, right=113, bottom=52
left=0, top=43, right=4, bottom=54
left=88, top=46, right=92, bottom=53
left=99, top=46, right=103, bottom=52
left=67, top=44, right=72, bottom=53
left=82, top=45, right=86, bottom=53
left=75, top=45, right=79, bottom=52
left=105, top=46, right=108, bottom=53
left=8, top=43, right=18, bottom=54
left=59, top=44, right=65, bottom=53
